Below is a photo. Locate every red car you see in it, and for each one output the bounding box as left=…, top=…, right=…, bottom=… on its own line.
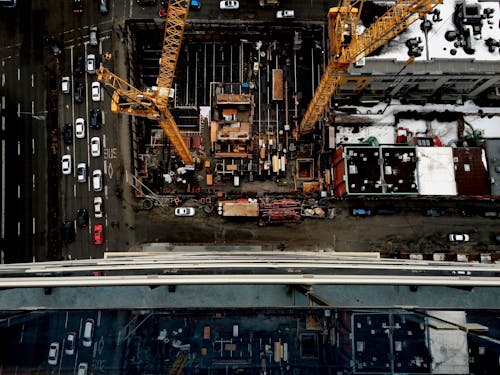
left=93, top=224, right=104, bottom=245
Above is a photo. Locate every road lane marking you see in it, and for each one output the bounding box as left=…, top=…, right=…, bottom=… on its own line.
left=17, top=184, right=20, bottom=199
left=32, top=173, right=35, bottom=191
left=102, top=134, right=106, bottom=148
left=19, top=324, right=24, bottom=343
left=74, top=184, right=77, bottom=198
left=1, top=96, right=5, bottom=109
left=97, top=310, right=101, bottom=326
left=2, top=116, right=4, bottom=130
left=16, top=103, right=20, bottom=117
left=32, top=217, right=35, bottom=235
left=17, top=221, right=20, bottom=236
left=17, top=68, right=20, bottom=81
left=31, top=101, right=34, bottom=115
left=31, top=74, right=34, bottom=88
left=32, top=138, right=35, bottom=154
left=1, top=73, right=4, bottom=87
left=1, top=140, right=4, bottom=238
left=104, top=185, right=108, bottom=199
left=65, top=311, right=69, bottom=329
left=17, top=141, right=20, bottom=155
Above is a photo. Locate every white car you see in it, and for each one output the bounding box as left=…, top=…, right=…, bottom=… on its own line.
left=91, top=81, right=101, bottom=102
left=90, top=136, right=101, bottom=157
left=78, top=363, right=88, bottom=375
left=93, top=196, right=103, bottom=218
left=75, top=118, right=85, bottom=139
left=48, top=342, right=60, bottom=365
left=89, top=25, right=98, bottom=46
left=175, top=207, right=196, bottom=217
left=65, top=332, right=76, bottom=355
left=87, top=54, right=96, bottom=74
left=220, top=0, right=239, bottom=10
left=448, top=233, right=470, bottom=242
left=276, top=10, right=294, bottom=19
left=92, top=169, right=103, bottom=192
left=61, top=154, right=72, bottom=175
left=61, top=76, right=70, bottom=94
left=77, top=163, right=87, bottom=183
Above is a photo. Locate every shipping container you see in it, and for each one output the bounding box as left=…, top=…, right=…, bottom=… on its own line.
left=272, top=69, right=283, bottom=101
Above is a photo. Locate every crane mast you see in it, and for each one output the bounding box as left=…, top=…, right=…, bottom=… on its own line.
left=97, top=0, right=193, bottom=165
left=299, top=0, right=443, bottom=134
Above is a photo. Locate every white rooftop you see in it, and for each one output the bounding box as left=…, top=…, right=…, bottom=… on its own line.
left=373, top=0, right=500, bottom=61
left=416, top=146, right=458, bottom=195
left=427, top=311, right=469, bottom=374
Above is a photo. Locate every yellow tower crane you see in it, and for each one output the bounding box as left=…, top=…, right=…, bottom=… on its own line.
left=97, top=0, right=193, bottom=165
left=299, top=0, right=443, bottom=134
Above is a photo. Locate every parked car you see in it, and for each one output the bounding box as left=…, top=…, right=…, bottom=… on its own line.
left=65, top=332, right=77, bottom=355
left=87, top=54, right=96, bottom=74
left=174, top=207, right=196, bottom=217
left=92, top=169, right=103, bottom=191
left=48, top=342, right=60, bottom=365
left=93, top=197, right=103, bottom=218
left=62, top=124, right=73, bottom=145
left=99, top=0, right=109, bottom=15
left=136, top=0, right=156, bottom=4
left=89, top=25, right=98, bottom=46
left=352, top=208, right=372, bottom=216
left=77, top=162, right=87, bottom=183
left=220, top=0, right=238, bottom=10
left=75, top=118, right=85, bottom=138
left=93, top=224, right=104, bottom=245
left=448, top=233, right=470, bottom=242
left=90, top=108, right=102, bottom=129
left=483, top=211, right=499, bottom=218
left=186, top=0, right=201, bottom=9
left=74, top=56, right=84, bottom=77
left=74, top=83, right=84, bottom=104
left=276, top=9, right=294, bottom=18
left=424, top=208, right=446, bottom=217
left=374, top=206, right=399, bottom=215
left=46, top=36, right=63, bottom=56
left=62, top=221, right=76, bottom=244
left=73, top=0, right=83, bottom=13
left=90, top=137, right=101, bottom=157
left=61, top=76, right=70, bottom=94
left=77, top=208, right=89, bottom=228
left=91, top=81, right=101, bottom=102
left=61, top=154, right=72, bottom=175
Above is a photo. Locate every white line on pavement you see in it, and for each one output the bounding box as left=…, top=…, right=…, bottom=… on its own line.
left=1, top=140, right=4, bottom=238
left=32, top=217, right=35, bottom=235
left=31, top=74, right=34, bottom=88
left=32, top=138, right=35, bottom=155
left=17, top=68, right=20, bottom=81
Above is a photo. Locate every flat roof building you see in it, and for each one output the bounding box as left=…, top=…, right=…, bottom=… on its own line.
left=416, top=147, right=457, bottom=196
left=452, top=147, right=489, bottom=196
left=333, top=146, right=418, bottom=196
left=484, top=139, right=500, bottom=197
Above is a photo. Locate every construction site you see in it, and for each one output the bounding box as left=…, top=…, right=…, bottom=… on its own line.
left=96, top=0, right=500, bottom=227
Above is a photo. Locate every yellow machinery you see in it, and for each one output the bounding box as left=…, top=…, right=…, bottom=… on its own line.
left=98, top=0, right=193, bottom=165
left=299, top=0, right=443, bottom=134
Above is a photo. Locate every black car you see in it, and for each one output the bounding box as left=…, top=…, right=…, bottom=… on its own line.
left=137, top=0, right=156, bottom=5
left=46, top=36, right=63, bottom=56
left=62, top=221, right=76, bottom=244
left=90, top=109, right=102, bottom=129
left=76, top=208, right=89, bottom=228
left=62, top=124, right=73, bottom=145
left=73, top=56, right=84, bottom=77
left=74, top=83, right=84, bottom=104
left=424, top=208, right=446, bottom=217
left=73, top=0, right=83, bottom=13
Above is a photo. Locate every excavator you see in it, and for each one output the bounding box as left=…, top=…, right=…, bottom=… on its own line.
left=299, top=0, right=443, bottom=135
left=97, top=0, right=193, bottom=165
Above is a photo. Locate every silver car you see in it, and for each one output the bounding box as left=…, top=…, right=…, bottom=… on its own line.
left=89, top=25, right=98, bottom=46
left=61, top=154, right=72, bottom=175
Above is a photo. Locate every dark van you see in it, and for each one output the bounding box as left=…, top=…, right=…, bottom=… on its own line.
left=62, top=221, right=75, bottom=244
